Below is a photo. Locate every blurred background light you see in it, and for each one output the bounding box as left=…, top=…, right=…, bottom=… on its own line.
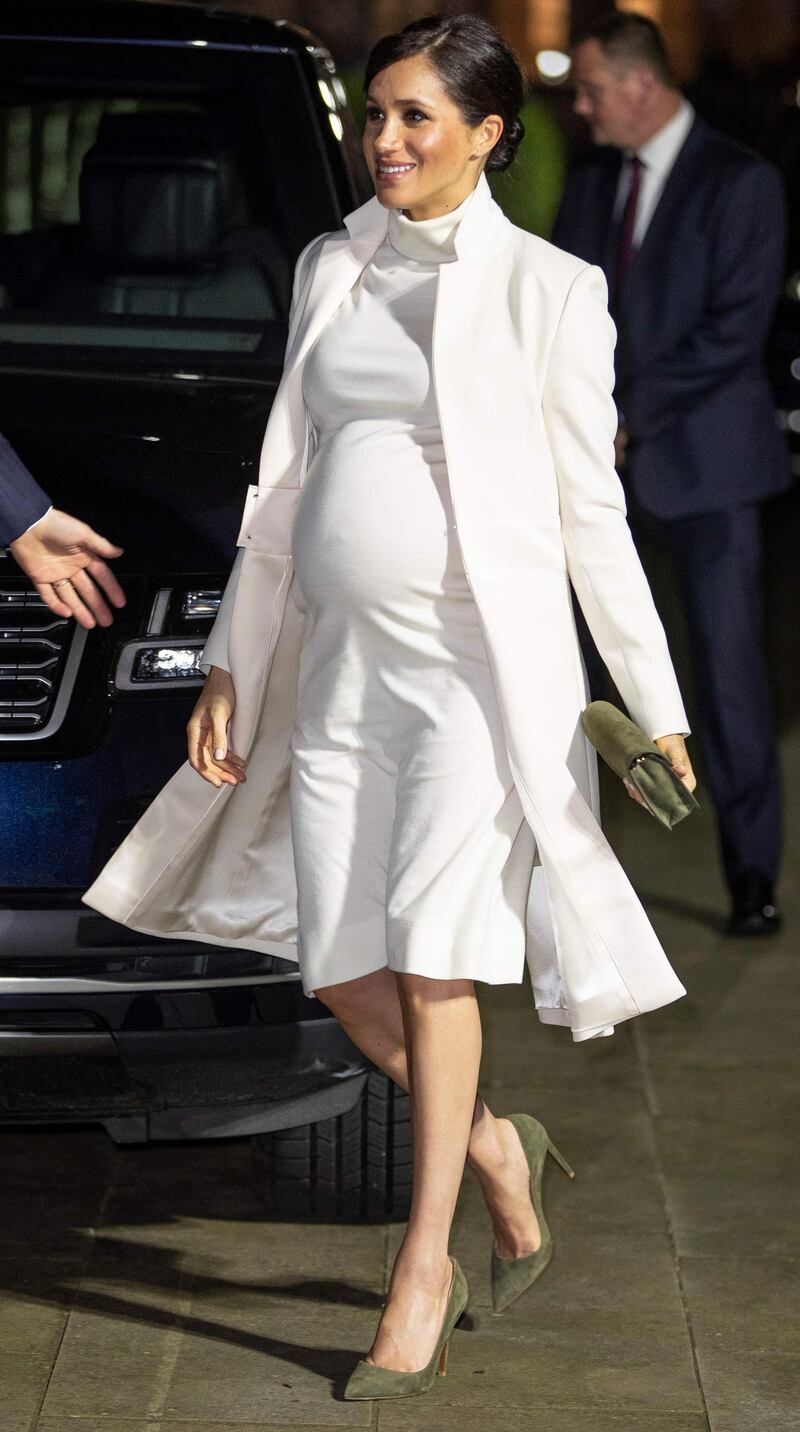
left=535, top=49, right=572, bottom=83
left=317, top=77, right=336, bottom=110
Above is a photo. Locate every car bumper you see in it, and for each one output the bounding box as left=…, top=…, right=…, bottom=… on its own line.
left=0, top=906, right=369, bottom=1141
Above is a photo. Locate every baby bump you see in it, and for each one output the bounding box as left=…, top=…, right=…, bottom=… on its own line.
left=292, top=424, right=458, bottom=614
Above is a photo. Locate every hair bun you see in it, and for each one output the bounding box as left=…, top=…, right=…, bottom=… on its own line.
left=487, top=113, right=525, bottom=173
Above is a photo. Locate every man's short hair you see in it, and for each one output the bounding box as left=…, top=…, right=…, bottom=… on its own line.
left=578, top=10, right=676, bottom=88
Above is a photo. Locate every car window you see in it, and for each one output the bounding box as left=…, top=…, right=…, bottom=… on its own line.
left=0, top=45, right=340, bottom=366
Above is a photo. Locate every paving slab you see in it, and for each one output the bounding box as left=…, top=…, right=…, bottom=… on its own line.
left=38, top=1264, right=191, bottom=1423
left=641, top=1062, right=800, bottom=1124
left=84, top=1219, right=388, bottom=1297
left=0, top=1354, right=54, bottom=1427
left=636, top=947, right=800, bottom=1070
left=0, top=1257, right=79, bottom=1360
left=162, top=1286, right=375, bottom=1424
left=159, top=1420, right=374, bottom=1432
left=392, top=1317, right=701, bottom=1414
left=36, top=1422, right=161, bottom=1432
left=376, top=1406, right=710, bottom=1432
left=679, top=1254, right=800, bottom=1432
left=36, top=1424, right=370, bottom=1432
left=652, top=1116, right=799, bottom=1259
left=159, top=1425, right=373, bottom=1432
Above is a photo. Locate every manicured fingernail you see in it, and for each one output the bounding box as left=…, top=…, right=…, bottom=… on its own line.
left=214, top=748, right=225, bottom=760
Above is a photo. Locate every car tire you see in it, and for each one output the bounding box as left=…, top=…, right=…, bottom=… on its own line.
left=251, top=1071, right=412, bottom=1221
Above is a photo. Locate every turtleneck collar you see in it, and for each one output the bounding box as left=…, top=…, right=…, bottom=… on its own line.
left=344, top=171, right=507, bottom=263
left=386, top=180, right=481, bottom=264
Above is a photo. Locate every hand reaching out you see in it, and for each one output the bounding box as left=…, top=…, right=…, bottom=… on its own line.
left=9, top=508, right=126, bottom=629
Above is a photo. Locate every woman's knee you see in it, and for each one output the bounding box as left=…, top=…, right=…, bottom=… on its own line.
left=312, top=979, right=356, bottom=1017
left=394, top=971, right=475, bottom=1011
left=313, top=967, right=390, bottom=1018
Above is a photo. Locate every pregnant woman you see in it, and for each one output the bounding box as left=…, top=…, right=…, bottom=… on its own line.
left=85, top=13, right=696, bottom=1402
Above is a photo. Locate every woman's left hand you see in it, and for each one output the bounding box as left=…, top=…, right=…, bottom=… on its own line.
left=623, top=733, right=696, bottom=807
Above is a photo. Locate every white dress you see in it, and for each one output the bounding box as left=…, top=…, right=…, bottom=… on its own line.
left=290, top=189, right=536, bottom=994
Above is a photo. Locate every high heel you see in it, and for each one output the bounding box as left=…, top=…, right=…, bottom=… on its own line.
left=490, top=1113, right=575, bottom=1315
left=343, top=1256, right=469, bottom=1401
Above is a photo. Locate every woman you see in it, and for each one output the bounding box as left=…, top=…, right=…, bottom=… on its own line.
left=85, top=14, right=696, bottom=1401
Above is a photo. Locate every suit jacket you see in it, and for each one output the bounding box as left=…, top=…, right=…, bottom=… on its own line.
left=84, top=172, right=690, bottom=1043
left=0, top=433, right=50, bottom=547
left=552, top=115, right=792, bottom=518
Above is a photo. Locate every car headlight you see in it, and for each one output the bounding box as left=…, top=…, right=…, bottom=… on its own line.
left=113, top=586, right=222, bottom=691
left=114, top=638, right=206, bottom=690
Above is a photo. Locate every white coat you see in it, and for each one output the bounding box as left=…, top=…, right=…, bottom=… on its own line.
left=84, top=173, right=690, bottom=1042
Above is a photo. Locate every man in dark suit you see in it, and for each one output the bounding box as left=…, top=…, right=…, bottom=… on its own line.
left=552, top=10, right=791, bottom=936
left=1, top=431, right=125, bottom=629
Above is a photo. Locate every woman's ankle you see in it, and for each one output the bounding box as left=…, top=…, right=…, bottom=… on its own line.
left=390, top=1241, right=452, bottom=1290
left=467, top=1100, right=508, bottom=1180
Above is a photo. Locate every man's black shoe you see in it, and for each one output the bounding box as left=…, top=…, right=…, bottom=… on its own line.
left=725, top=871, right=782, bottom=937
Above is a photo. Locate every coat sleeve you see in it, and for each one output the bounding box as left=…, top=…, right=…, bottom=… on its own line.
left=0, top=432, right=51, bottom=548
left=542, top=263, right=690, bottom=740
left=619, top=161, right=786, bottom=439
left=199, top=232, right=326, bottom=676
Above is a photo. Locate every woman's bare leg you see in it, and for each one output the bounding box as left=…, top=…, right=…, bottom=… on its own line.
left=358, top=973, right=479, bottom=1370
left=315, top=968, right=541, bottom=1274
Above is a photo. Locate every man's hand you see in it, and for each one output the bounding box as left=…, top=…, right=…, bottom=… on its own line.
left=9, top=508, right=126, bottom=629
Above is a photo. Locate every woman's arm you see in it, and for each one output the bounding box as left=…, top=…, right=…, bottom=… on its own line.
left=199, top=548, right=243, bottom=676
left=541, top=263, right=690, bottom=742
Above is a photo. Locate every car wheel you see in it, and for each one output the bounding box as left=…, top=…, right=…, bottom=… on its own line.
left=251, top=1071, right=412, bottom=1221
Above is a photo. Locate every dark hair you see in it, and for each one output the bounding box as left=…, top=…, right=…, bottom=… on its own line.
left=364, top=13, right=525, bottom=174
left=579, top=10, right=676, bottom=88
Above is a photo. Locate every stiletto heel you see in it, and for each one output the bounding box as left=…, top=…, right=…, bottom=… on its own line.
left=343, top=1256, right=469, bottom=1401
left=490, top=1113, right=575, bottom=1315
left=547, top=1138, right=576, bottom=1179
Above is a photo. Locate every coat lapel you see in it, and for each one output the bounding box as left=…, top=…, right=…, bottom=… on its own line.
left=616, top=117, right=708, bottom=332
left=630, top=115, right=708, bottom=272
left=257, top=176, right=509, bottom=494
left=258, top=202, right=389, bottom=492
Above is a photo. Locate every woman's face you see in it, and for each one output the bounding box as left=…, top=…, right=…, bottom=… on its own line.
left=363, top=56, right=502, bottom=220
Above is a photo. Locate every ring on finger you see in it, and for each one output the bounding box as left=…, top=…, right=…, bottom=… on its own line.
left=51, top=578, right=73, bottom=590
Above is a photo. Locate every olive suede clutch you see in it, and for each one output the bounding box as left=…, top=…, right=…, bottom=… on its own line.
left=581, top=700, right=699, bottom=831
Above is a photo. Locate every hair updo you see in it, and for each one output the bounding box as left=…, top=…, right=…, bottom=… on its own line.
left=364, top=13, right=526, bottom=174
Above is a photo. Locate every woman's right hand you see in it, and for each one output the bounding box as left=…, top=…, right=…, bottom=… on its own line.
left=187, top=666, right=247, bottom=788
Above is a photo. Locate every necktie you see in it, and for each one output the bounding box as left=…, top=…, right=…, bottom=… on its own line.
left=615, top=154, right=642, bottom=295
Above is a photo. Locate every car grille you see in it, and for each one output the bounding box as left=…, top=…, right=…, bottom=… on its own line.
left=0, top=583, right=85, bottom=738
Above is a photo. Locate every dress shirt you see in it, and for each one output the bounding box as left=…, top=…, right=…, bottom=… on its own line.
left=613, top=98, right=695, bottom=248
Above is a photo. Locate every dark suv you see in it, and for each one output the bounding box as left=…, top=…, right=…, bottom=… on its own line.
left=0, top=0, right=410, bottom=1220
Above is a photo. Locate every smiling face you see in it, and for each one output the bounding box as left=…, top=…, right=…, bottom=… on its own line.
left=363, top=55, right=502, bottom=220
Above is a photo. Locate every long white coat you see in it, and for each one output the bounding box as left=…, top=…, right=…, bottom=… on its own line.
left=84, top=174, right=691, bottom=1042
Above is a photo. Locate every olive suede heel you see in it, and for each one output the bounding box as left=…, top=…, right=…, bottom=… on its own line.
left=343, top=1256, right=469, bottom=1401
left=490, top=1113, right=575, bottom=1315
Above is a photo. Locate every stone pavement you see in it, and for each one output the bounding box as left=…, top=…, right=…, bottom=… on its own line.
left=1, top=720, right=798, bottom=1432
